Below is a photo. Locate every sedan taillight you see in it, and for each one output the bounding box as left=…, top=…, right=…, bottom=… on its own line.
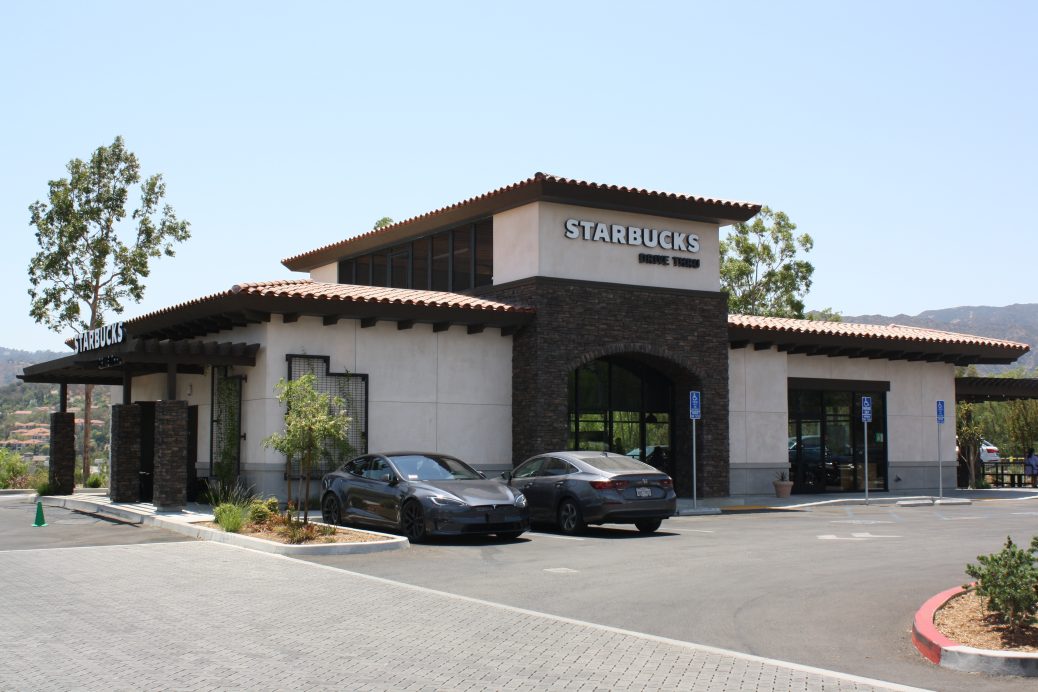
left=658, top=478, right=673, bottom=489
left=590, top=479, right=629, bottom=490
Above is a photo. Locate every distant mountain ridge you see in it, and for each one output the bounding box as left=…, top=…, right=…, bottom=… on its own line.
left=0, top=347, right=66, bottom=386
left=842, top=303, right=1038, bottom=374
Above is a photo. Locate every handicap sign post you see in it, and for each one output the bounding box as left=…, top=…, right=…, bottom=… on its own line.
left=936, top=400, right=945, bottom=499
left=689, top=391, right=701, bottom=509
left=861, top=396, right=872, bottom=505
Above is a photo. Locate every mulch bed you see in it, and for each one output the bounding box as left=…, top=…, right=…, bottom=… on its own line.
left=934, top=591, right=1038, bottom=652
left=198, top=520, right=390, bottom=544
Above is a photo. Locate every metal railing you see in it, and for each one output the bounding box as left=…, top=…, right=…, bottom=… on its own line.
left=982, top=458, right=1034, bottom=487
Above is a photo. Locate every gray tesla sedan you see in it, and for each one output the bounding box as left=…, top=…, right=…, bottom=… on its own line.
left=504, top=451, right=677, bottom=534
left=320, top=452, right=529, bottom=542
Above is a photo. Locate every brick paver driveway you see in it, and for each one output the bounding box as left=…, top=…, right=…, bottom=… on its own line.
left=0, top=540, right=925, bottom=691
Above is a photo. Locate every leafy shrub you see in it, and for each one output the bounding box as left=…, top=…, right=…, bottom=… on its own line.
left=248, top=499, right=274, bottom=526
left=0, top=451, right=29, bottom=489
left=85, top=473, right=104, bottom=488
left=964, top=536, right=1038, bottom=633
left=213, top=503, right=248, bottom=533
left=35, top=479, right=52, bottom=496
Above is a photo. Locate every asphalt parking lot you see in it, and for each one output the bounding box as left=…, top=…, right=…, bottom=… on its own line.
left=303, top=497, right=1038, bottom=691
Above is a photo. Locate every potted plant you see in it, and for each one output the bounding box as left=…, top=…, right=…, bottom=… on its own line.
left=773, top=470, right=794, bottom=498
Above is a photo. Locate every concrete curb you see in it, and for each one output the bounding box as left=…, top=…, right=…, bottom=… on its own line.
left=39, top=495, right=409, bottom=556
left=912, top=585, right=1038, bottom=677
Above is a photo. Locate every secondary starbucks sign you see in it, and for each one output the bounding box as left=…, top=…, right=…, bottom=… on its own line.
left=73, top=322, right=125, bottom=353
left=563, top=218, right=701, bottom=269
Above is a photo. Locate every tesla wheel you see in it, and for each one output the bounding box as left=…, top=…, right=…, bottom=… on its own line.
left=557, top=498, right=586, bottom=535
left=496, top=531, right=523, bottom=541
left=635, top=519, right=662, bottom=534
left=321, top=493, right=342, bottom=526
left=401, top=501, right=428, bottom=543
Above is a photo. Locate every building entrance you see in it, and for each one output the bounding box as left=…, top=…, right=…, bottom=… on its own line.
left=568, top=356, right=674, bottom=476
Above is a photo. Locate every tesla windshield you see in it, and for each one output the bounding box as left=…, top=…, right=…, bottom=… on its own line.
left=390, top=454, right=483, bottom=481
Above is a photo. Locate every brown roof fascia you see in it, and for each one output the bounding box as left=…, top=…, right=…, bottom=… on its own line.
left=281, top=174, right=762, bottom=272
left=956, top=376, right=1038, bottom=402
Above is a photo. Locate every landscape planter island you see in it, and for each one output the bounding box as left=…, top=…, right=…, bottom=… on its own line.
left=38, top=494, right=409, bottom=556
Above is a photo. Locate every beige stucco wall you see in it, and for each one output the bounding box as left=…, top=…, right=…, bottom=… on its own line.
left=126, top=317, right=513, bottom=499
left=730, top=347, right=958, bottom=495
left=493, top=201, right=721, bottom=292
left=309, top=262, right=338, bottom=283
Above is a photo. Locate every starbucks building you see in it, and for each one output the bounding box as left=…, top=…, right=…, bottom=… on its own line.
left=20, top=173, right=1029, bottom=508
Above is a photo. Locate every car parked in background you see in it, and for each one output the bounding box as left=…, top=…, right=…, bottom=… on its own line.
left=979, top=439, right=1000, bottom=464
left=320, top=452, right=529, bottom=542
left=503, top=451, right=676, bottom=535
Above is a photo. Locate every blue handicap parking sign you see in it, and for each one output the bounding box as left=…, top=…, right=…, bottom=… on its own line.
left=689, top=391, right=701, bottom=420
left=936, top=400, right=945, bottom=424
left=861, top=396, right=872, bottom=423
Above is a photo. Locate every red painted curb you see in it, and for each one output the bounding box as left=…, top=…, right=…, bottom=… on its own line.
left=912, top=585, right=966, bottom=665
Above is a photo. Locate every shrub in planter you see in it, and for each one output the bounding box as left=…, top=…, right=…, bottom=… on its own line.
left=964, top=535, right=1038, bottom=633
left=85, top=473, right=104, bottom=488
left=213, top=503, right=248, bottom=533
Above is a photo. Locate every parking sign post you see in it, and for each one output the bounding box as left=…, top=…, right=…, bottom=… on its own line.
left=936, top=400, right=945, bottom=500
left=690, top=391, right=701, bottom=509
left=861, top=396, right=872, bottom=505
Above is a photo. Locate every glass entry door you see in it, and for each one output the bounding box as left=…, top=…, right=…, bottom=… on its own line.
left=568, top=357, right=673, bottom=476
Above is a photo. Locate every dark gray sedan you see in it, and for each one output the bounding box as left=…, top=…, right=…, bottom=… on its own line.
left=504, top=451, right=677, bottom=534
left=320, top=452, right=529, bottom=542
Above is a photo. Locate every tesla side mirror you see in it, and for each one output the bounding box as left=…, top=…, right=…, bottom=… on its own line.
left=501, top=471, right=512, bottom=482
left=382, top=473, right=397, bottom=485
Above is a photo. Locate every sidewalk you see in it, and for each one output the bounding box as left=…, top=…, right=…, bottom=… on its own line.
left=676, top=487, right=1038, bottom=515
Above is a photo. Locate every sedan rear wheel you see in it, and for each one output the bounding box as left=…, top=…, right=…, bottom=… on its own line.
left=557, top=498, right=586, bottom=535
left=401, top=501, right=428, bottom=543
left=321, top=493, right=342, bottom=526
left=635, top=518, right=662, bottom=533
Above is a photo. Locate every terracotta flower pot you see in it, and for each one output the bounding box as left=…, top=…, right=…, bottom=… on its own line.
left=773, top=480, right=794, bottom=498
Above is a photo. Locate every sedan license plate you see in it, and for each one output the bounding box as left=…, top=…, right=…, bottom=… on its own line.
left=636, top=486, right=652, bottom=498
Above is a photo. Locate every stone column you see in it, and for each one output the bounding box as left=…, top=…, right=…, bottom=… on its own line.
left=109, top=404, right=141, bottom=503
left=48, top=412, right=76, bottom=495
left=153, top=400, right=188, bottom=511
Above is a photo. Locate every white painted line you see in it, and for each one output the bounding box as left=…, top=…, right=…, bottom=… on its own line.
left=830, top=519, right=893, bottom=525
left=818, top=534, right=867, bottom=541
left=526, top=532, right=584, bottom=541
left=939, top=516, right=986, bottom=521
left=1011, top=512, right=1038, bottom=516
left=544, top=567, right=579, bottom=574
left=851, top=532, right=901, bottom=539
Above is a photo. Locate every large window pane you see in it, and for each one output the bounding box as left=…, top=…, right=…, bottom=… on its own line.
left=389, top=246, right=409, bottom=289
left=431, top=233, right=450, bottom=291
left=412, top=237, right=429, bottom=290
left=371, top=253, right=387, bottom=287
left=452, top=225, right=472, bottom=291
left=355, top=256, right=371, bottom=285
left=338, top=259, right=355, bottom=284
left=474, top=219, right=493, bottom=287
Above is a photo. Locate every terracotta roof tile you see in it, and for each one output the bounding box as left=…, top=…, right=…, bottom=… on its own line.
left=229, top=280, right=534, bottom=313
left=282, top=172, right=762, bottom=271
left=728, top=314, right=1030, bottom=351
left=125, top=279, right=533, bottom=329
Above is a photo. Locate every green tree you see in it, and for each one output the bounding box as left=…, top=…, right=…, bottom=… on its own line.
left=720, top=206, right=815, bottom=318
left=262, top=373, right=352, bottom=523
left=373, top=216, right=394, bottom=230
left=27, top=136, right=190, bottom=483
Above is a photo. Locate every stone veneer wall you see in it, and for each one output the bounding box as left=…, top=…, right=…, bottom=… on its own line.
left=109, top=404, right=141, bottom=503
left=153, top=400, right=188, bottom=510
left=479, top=277, right=730, bottom=497
left=48, top=412, right=76, bottom=495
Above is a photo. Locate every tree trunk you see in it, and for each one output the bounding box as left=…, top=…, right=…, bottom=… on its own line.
left=82, top=383, right=93, bottom=485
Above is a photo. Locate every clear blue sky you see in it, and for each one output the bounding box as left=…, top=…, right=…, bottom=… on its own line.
left=2, top=1, right=1034, bottom=351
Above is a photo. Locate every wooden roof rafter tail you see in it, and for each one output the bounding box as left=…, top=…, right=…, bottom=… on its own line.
left=281, top=172, right=763, bottom=272
left=18, top=340, right=261, bottom=386
left=728, top=314, right=1030, bottom=366
left=956, top=376, right=1038, bottom=402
